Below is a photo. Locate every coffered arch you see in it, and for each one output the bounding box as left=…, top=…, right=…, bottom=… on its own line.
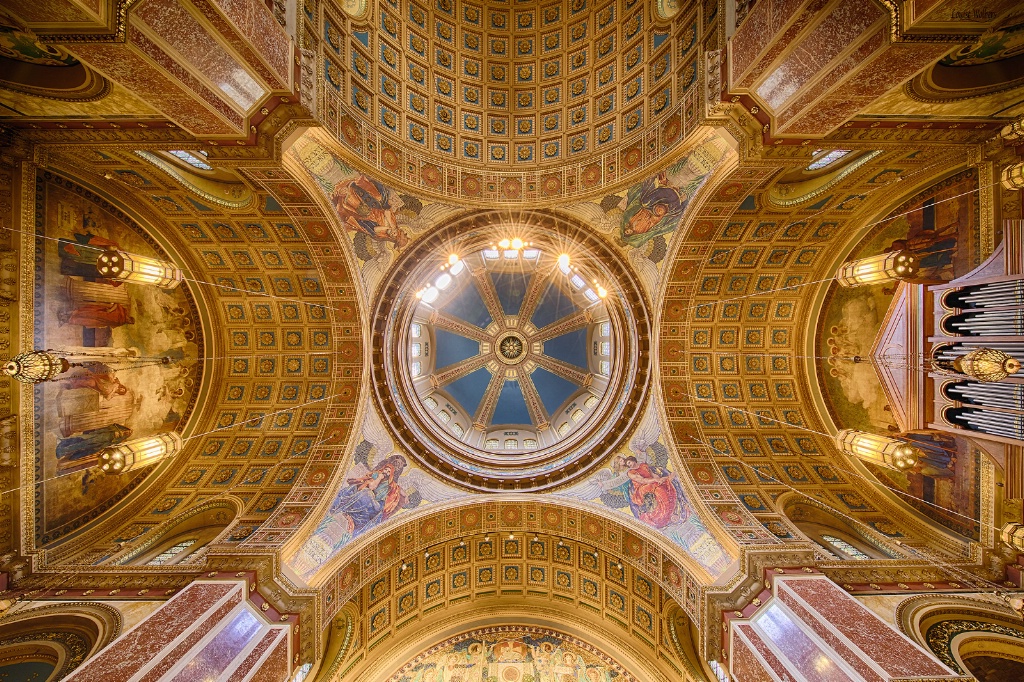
left=320, top=532, right=711, bottom=682
left=16, top=147, right=366, bottom=568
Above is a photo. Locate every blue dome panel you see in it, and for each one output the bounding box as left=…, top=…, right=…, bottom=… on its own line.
left=543, top=328, right=588, bottom=370
left=490, top=271, right=530, bottom=316
left=444, top=366, right=491, bottom=417
left=493, top=380, right=532, bottom=426
left=434, top=328, right=480, bottom=369
left=530, top=280, right=578, bottom=329
left=531, top=366, right=580, bottom=417
left=441, top=281, right=493, bottom=328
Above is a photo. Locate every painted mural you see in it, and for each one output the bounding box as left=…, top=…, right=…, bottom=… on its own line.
left=864, top=432, right=981, bottom=540
left=819, top=168, right=979, bottom=433
left=559, top=411, right=734, bottom=578
left=909, top=21, right=1024, bottom=101
left=816, top=169, right=983, bottom=539
left=287, top=410, right=461, bottom=581
left=32, top=172, right=202, bottom=544
left=562, top=132, right=731, bottom=296
left=287, top=131, right=459, bottom=297
left=388, top=627, right=636, bottom=682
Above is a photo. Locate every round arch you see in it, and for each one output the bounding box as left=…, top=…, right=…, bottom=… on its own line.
left=778, top=493, right=904, bottom=561
left=897, top=595, right=1024, bottom=682
left=110, top=498, right=239, bottom=566
left=0, top=602, right=122, bottom=681
left=313, top=531, right=713, bottom=682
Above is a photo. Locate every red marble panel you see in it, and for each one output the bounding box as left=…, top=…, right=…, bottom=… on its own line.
left=842, top=42, right=950, bottom=99
left=244, top=631, right=290, bottom=682
left=208, top=0, right=292, bottom=87
left=138, top=589, right=247, bottom=682
left=127, top=24, right=246, bottom=128
left=190, top=0, right=291, bottom=91
left=226, top=627, right=288, bottom=682
left=756, top=0, right=885, bottom=110
left=782, top=577, right=951, bottom=677
left=753, top=603, right=857, bottom=682
left=68, top=43, right=238, bottom=135
left=730, top=0, right=775, bottom=83
left=774, top=27, right=886, bottom=126
left=5, top=0, right=94, bottom=24
left=778, top=588, right=884, bottom=682
left=734, top=0, right=830, bottom=90
left=65, top=582, right=237, bottom=682
left=775, top=95, right=875, bottom=136
left=135, top=0, right=266, bottom=111
left=168, top=608, right=263, bottom=682
left=734, top=624, right=795, bottom=682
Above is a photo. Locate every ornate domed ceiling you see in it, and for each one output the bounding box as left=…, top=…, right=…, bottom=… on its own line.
left=372, top=209, right=650, bottom=491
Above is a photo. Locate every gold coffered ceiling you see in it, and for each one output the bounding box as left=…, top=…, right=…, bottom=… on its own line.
left=313, top=0, right=707, bottom=199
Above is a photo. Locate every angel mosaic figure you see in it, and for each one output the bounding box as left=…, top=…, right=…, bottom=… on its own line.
left=289, top=436, right=460, bottom=580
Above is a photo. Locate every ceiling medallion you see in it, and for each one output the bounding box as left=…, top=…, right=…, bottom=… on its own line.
left=498, top=333, right=526, bottom=363
left=372, top=210, right=651, bottom=491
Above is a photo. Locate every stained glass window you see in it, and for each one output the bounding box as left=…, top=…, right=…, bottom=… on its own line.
left=168, top=150, right=213, bottom=170
left=821, top=534, right=870, bottom=560
left=807, top=149, right=851, bottom=171
left=148, top=538, right=197, bottom=565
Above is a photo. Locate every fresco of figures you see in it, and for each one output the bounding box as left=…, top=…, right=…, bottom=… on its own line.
left=860, top=431, right=981, bottom=540
left=816, top=168, right=982, bottom=540
left=558, top=411, right=733, bottom=578
left=33, top=173, right=201, bottom=543
left=389, top=627, right=634, bottom=682
left=287, top=411, right=461, bottom=581
left=820, top=168, right=979, bottom=433
left=286, top=130, right=460, bottom=297
left=560, top=132, right=732, bottom=297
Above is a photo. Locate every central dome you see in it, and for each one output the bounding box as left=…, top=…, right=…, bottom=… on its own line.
left=406, top=243, right=614, bottom=453
left=372, top=210, right=650, bottom=491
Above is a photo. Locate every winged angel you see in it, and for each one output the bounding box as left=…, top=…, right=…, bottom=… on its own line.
left=289, top=413, right=460, bottom=580
left=566, top=412, right=687, bottom=530
left=562, top=411, right=733, bottom=577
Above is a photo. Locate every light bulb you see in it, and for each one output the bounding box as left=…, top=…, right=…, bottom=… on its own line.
left=499, top=238, right=511, bottom=249
left=597, top=285, right=608, bottom=298
left=448, top=253, right=459, bottom=265
left=511, top=238, right=523, bottom=250
left=557, top=254, right=571, bottom=273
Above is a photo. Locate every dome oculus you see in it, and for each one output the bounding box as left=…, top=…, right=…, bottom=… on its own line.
left=372, top=210, right=650, bottom=491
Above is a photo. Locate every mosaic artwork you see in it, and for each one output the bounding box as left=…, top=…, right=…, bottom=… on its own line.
left=389, top=627, right=635, bottom=682
left=818, top=168, right=979, bottom=433
left=559, top=410, right=733, bottom=578
left=864, top=432, right=981, bottom=540
left=562, top=132, right=732, bottom=295
left=32, top=172, right=202, bottom=544
left=287, top=411, right=461, bottom=581
left=287, top=131, right=458, bottom=296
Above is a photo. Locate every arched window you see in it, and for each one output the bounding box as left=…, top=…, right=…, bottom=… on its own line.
left=147, top=538, right=197, bottom=566
left=783, top=499, right=899, bottom=560
left=820, top=534, right=871, bottom=560
left=167, top=150, right=212, bottom=170
left=806, top=149, right=851, bottom=170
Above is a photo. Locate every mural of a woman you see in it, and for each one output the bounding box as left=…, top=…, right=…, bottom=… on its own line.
left=61, top=364, right=128, bottom=399
left=55, top=423, right=131, bottom=468
left=619, top=172, right=689, bottom=247
left=330, top=175, right=408, bottom=248
left=289, top=454, right=414, bottom=579
left=330, top=454, right=408, bottom=532
left=621, top=455, right=688, bottom=529
left=58, top=231, right=122, bottom=282
left=57, top=302, right=134, bottom=328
